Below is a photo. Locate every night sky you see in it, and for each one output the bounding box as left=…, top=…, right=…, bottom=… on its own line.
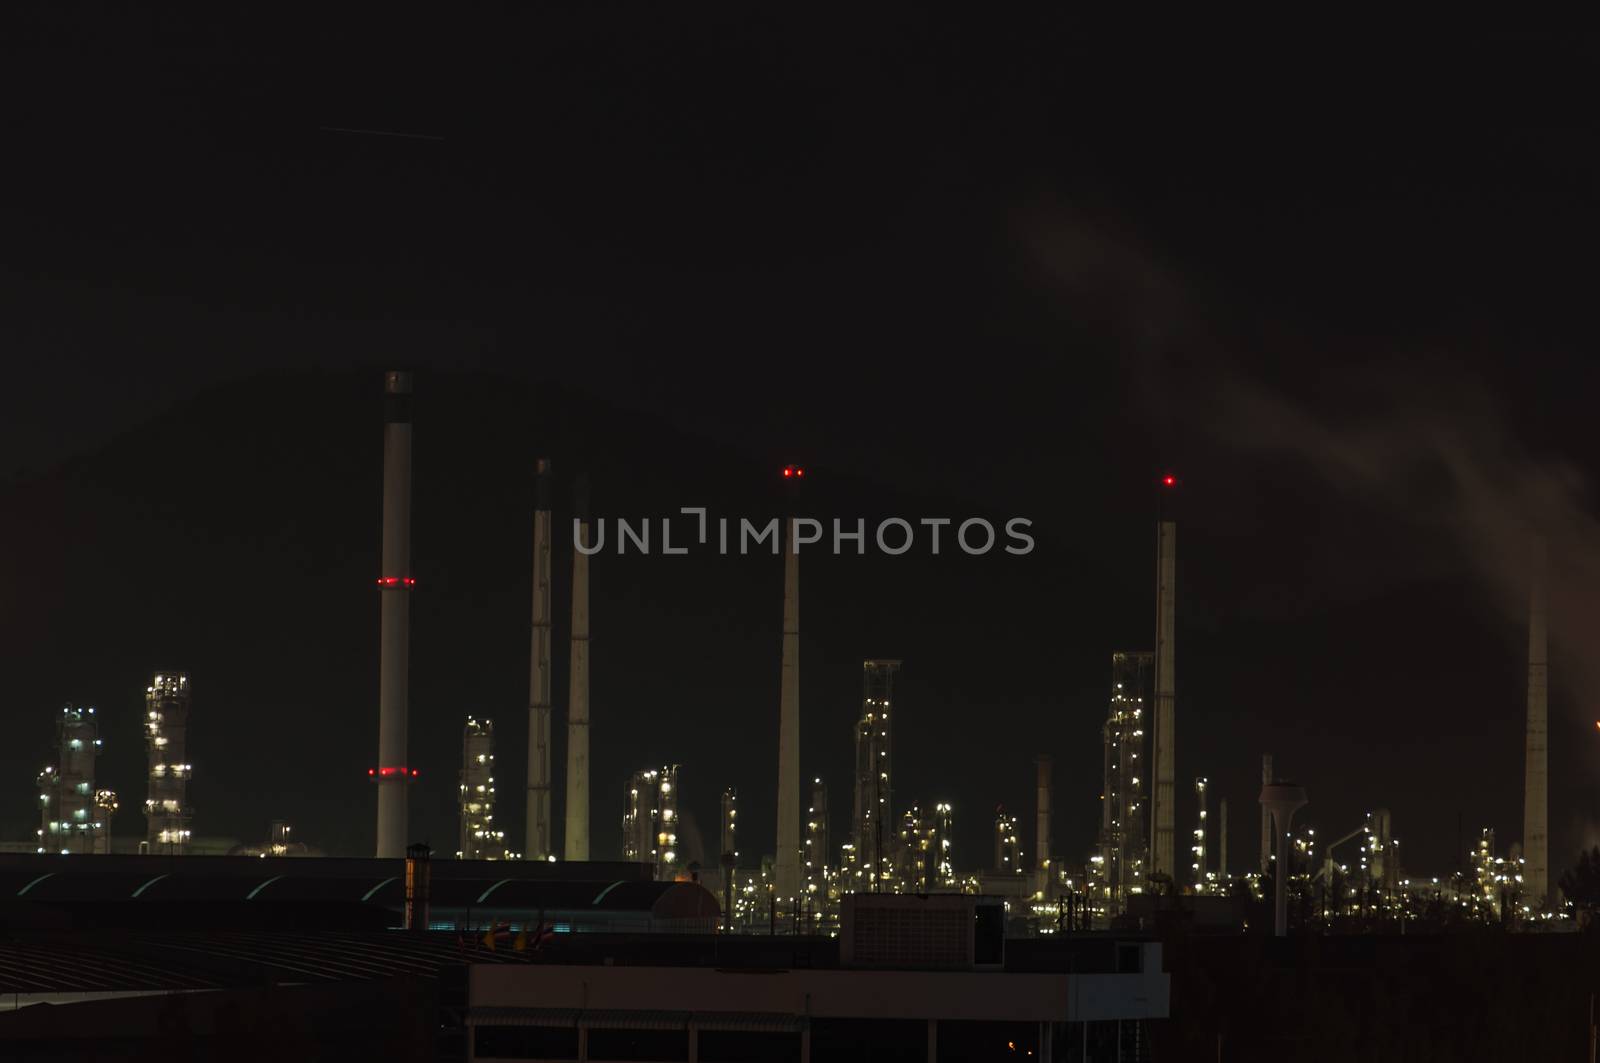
left=4, top=14, right=1600, bottom=878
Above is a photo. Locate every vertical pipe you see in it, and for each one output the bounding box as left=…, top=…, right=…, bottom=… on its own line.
left=525, top=459, right=554, bottom=860
left=1151, top=519, right=1177, bottom=880
left=564, top=476, right=592, bottom=861
left=376, top=370, right=414, bottom=859
left=1524, top=537, right=1548, bottom=909
left=774, top=515, right=802, bottom=905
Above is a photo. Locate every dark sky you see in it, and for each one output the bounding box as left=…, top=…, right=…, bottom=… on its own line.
left=4, top=13, right=1600, bottom=877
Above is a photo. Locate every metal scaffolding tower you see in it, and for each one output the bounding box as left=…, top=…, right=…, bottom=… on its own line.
left=1097, top=651, right=1152, bottom=912
left=144, top=673, right=192, bottom=854
left=37, top=705, right=108, bottom=854
left=622, top=766, right=680, bottom=881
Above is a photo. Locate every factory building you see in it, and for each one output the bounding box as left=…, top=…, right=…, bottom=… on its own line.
left=458, top=717, right=507, bottom=861
left=622, top=766, right=679, bottom=880
left=36, top=706, right=110, bottom=855
left=1094, top=651, right=1151, bottom=914
left=851, top=659, right=900, bottom=892
left=144, top=672, right=192, bottom=855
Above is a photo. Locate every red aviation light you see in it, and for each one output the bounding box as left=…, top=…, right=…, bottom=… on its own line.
left=1161, top=474, right=1177, bottom=488
left=782, top=465, right=805, bottom=479
left=372, top=766, right=417, bottom=778
left=376, top=577, right=416, bottom=587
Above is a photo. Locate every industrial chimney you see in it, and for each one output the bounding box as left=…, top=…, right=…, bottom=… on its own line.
left=1258, top=754, right=1273, bottom=874
left=1150, top=506, right=1177, bottom=881
left=375, top=370, right=414, bottom=859
left=774, top=468, right=804, bottom=907
left=526, top=458, right=554, bottom=860
left=563, top=475, right=592, bottom=862
left=1035, top=755, right=1053, bottom=891
left=1523, top=538, right=1548, bottom=908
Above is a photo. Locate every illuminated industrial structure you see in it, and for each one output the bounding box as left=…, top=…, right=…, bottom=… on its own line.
left=144, top=673, right=192, bottom=854
left=720, top=787, right=738, bottom=863
left=851, top=659, right=900, bottom=892
left=994, top=806, right=1022, bottom=875
left=36, top=705, right=108, bottom=854
left=805, top=778, right=829, bottom=906
left=930, top=802, right=956, bottom=889
left=457, top=717, right=506, bottom=860
left=622, top=766, right=679, bottom=880
left=1192, top=776, right=1209, bottom=888
left=1095, top=651, right=1151, bottom=913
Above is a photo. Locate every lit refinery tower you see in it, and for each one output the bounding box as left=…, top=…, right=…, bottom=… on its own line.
left=37, top=706, right=108, bottom=854
left=564, top=475, right=592, bottom=861
left=1150, top=475, right=1178, bottom=882
left=526, top=458, right=554, bottom=860
left=1098, top=651, right=1151, bottom=910
left=852, top=659, right=900, bottom=891
left=375, top=370, right=416, bottom=859
left=458, top=717, right=506, bottom=860
left=806, top=778, right=829, bottom=906
left=622, top=766, right=680, bottom=880
left=773, top=466, right=804, bottom=907
left=144, top=673, right=192, bottom=854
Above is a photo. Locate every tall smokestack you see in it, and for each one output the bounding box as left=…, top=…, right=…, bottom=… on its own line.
left=375, top=370, right=414, bottom=859
left=525, top=459, right=554, bottom=859
left=1259, top=754, right=1272, bottom=874
left=1523, top=538, right=1548, bottom=908
left=563, top=475, right=592, bottom=862
left=1219, top=797, right=1229, bottom=880
left=1150, top=515, right=1177, bottom=880
left=774, top=478, right=802, bottom=905
left=1035, top=755, right=1053, bottom=880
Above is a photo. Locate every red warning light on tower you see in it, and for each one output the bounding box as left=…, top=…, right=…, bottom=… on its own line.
left=1161, top=474, right=1177, bottom=488
left=782, top=465, right=805, bottom=479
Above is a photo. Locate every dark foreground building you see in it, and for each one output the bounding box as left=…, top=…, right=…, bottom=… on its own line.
left=0, top=855, right=1169, bottom=1061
